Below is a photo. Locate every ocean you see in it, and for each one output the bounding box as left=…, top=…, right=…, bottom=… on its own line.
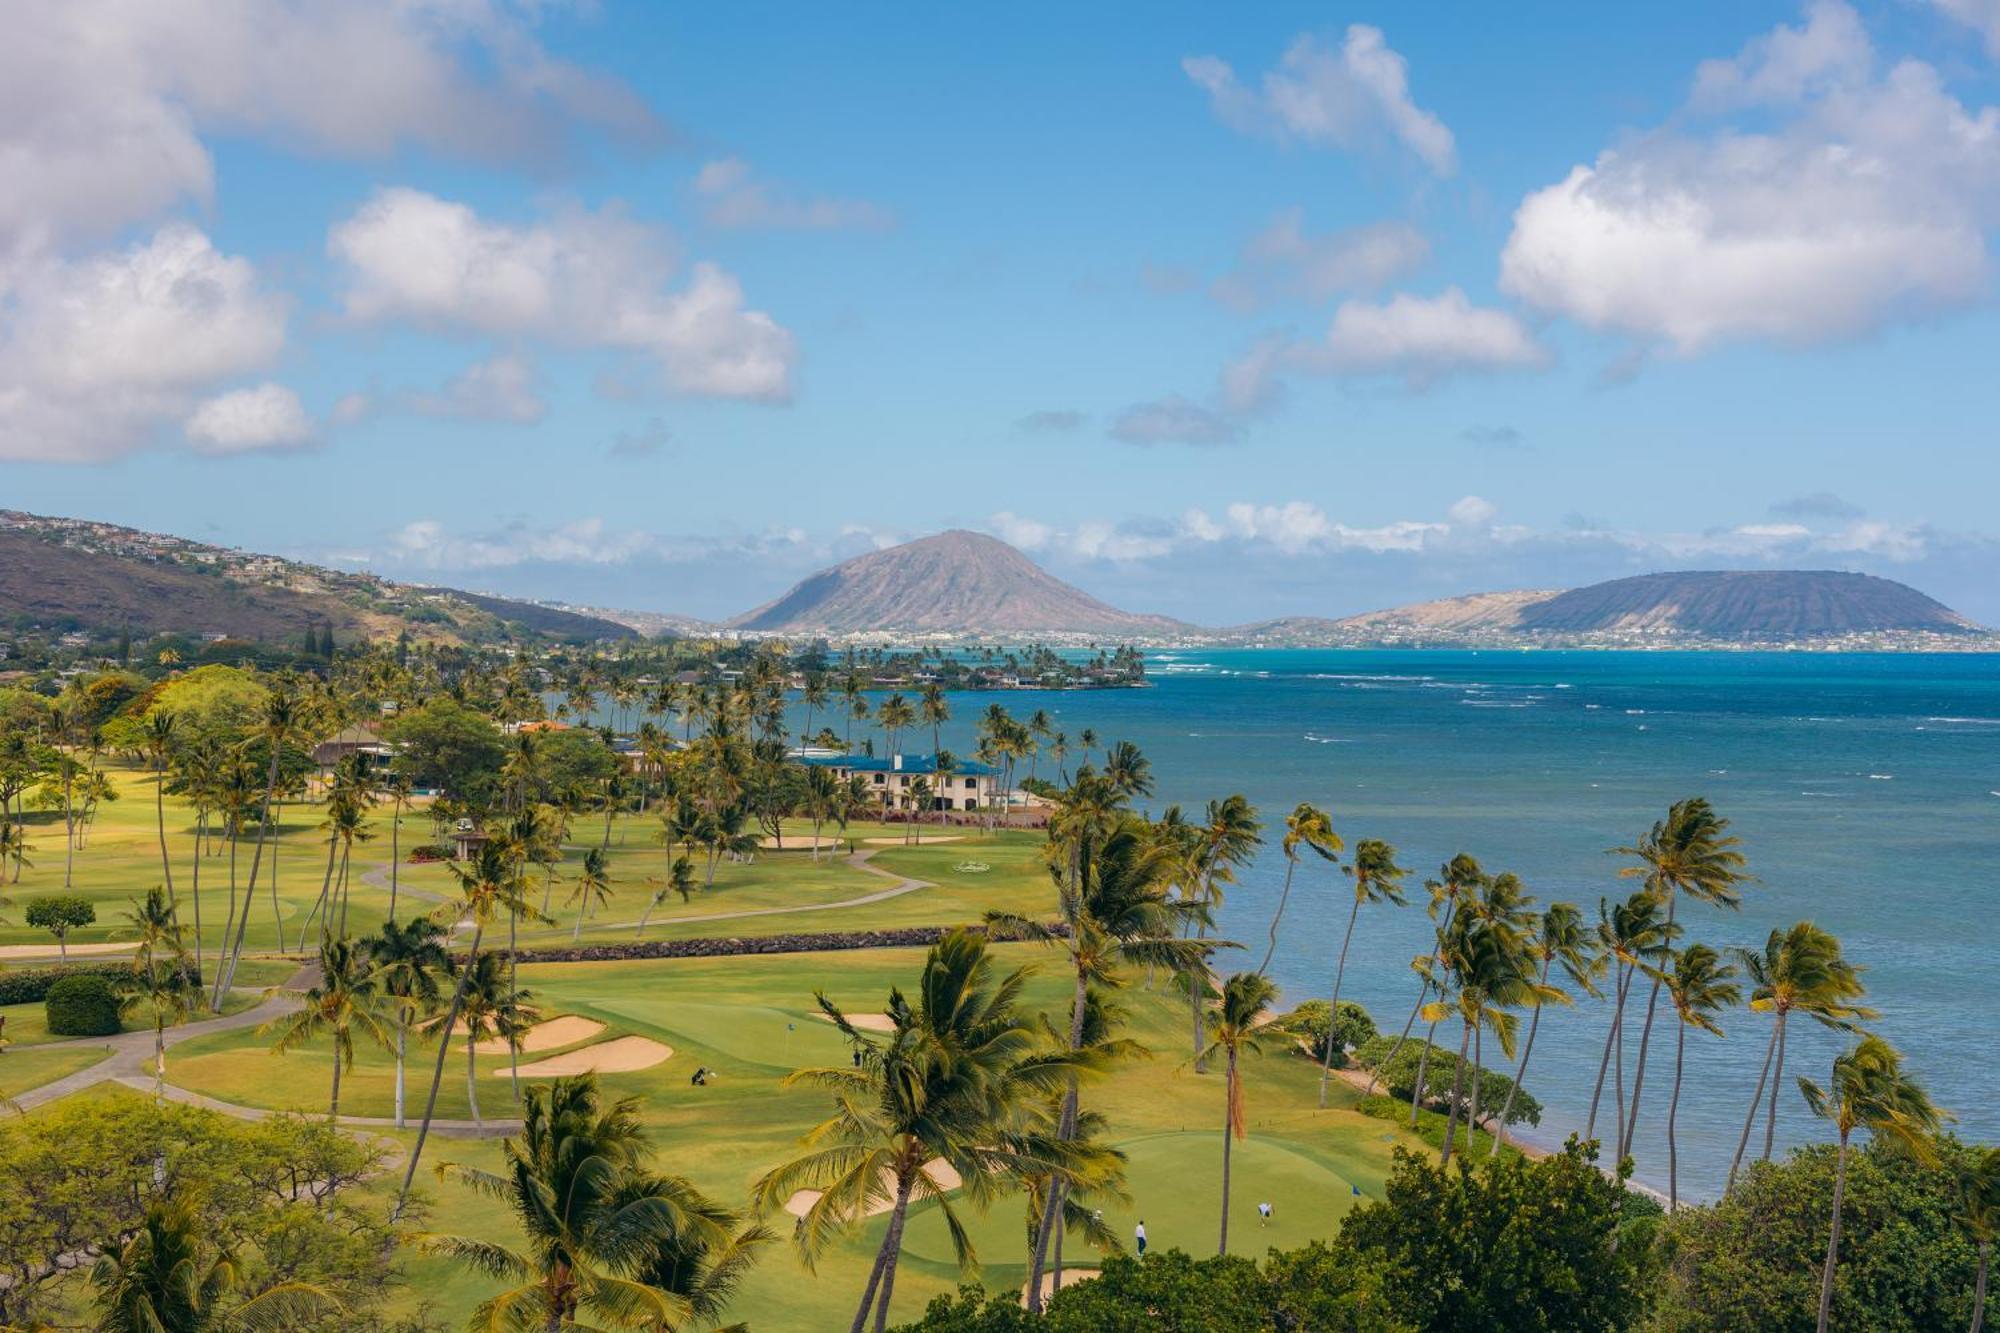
left=890, top=649, right=2000, bottom=1199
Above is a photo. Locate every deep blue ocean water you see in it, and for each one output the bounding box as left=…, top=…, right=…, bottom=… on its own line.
left=891, top=649, right=1999, bottom=1198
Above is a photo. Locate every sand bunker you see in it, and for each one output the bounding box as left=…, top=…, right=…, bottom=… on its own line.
left=755, top=834, right=842, bottom=850
left=864, top=834, right=963, bottom=845
left=0, top=942, right=138, bottom=960
left=502, top=1035, right=673, bottom=1078
left=1022, top=1269, right=1100, bottom=1304
left=783, top=1159, right=962, bottom=1219
left=809, top=1011, right=897, bottom=1032
left=473, top=1015, right=605, bottom=1055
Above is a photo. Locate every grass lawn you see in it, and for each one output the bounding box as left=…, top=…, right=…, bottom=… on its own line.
left=160, top=944, right=1432, bottom=1328
left=0, top=1043, right=112, bottom=1097
left=0, top=766, right=1040, bottom=956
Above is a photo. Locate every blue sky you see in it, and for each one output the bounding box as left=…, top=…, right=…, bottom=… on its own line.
left=5, top=1, right=2000, bottom=624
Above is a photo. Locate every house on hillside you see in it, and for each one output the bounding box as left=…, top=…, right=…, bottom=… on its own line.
left=795, top=751, right=1003, bottom=812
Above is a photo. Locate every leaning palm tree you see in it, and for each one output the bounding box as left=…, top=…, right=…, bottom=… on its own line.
left=1200, top=971, right=1278, bottom=1255
left=1368, top=853, right=1483, bottom=1099
left=1798, top=1035, right=1947, bottom=1333
left=364, top=915, right=452, bottom=1129
left=262, top=936, right=396, bottom=1121
left=753, top=929, right=1075, bottom=1333
left=1957, top=1146, right=2000, bottom=1333
left=1613, top=797, right=1748, bottom=1161
left=637, top=857, right=696, bottom=939
left=416, top=1074, right=759, bottom=1331
left=458, top=949, right=536, bottom=1130
left=1432, top=916, right=1532, bottom=1165
left=1662, top=943, right=1740, bottom=1211
left=1585, top=890, right=1678, bottom=1149
left=1728, top=921, right=1878, bottom=1191
left=567, top=847, right=614, bottom=944
left=391, top=840, right=531, bottom=1223
left=1259, top=802, right=1341, bottom=975
left=93, top=1193, right=339, bottom=1331
left=1492, top=901, right=1597, bottom=1157
left=1316, top=838, right=1406, bottom=1108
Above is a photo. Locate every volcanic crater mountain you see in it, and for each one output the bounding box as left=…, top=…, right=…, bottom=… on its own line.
left=726, top=529, right=1188, bottom=635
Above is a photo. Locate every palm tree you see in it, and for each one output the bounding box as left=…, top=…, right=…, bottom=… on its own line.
left=1315, top=838, right=1406, bottom=1108
left=382, top=769, right=413, bottom=922
left=364, top=916, right=452, bottom=1129
left=802, top=765, right=841, bottom=864
left=392, top=840, right=531, bottom=1223
left=1367, top=853, right=1483, bottom=1099
left=263, top=936, right=396, bottom=1121
left=990, top=801, right=1196, bottom=1309
left=1258, top=803, right=1341, bottom=975
left=1798, top=1035, right=1946, bottom=1333
left=1585, top=890, right=1678, bottom=1149
left=1956, top=1146, right=2000, bottom=1333
left=458, top=949, right=535, bottom=1129
left=118, top=886, right=197, bottom=1099
left=1613, top=798, right=1748, bottom=1161
left=637, top=857, right=696, bottom=939
left=142, top=710, right=179, bottom=909
left=1187, top=795, right=1262, bottom=1070
left=1200, top=971, right=1277, bottom=1255
left=92, top=1193, right=338, bottom=1331
left=1492, top=902, right=1598, bottom=1157
left=1728, top=921, right=1878, bottom=1190
left=213, top=680, right=300, bottom=1007
left=753, top=929, right=1073, bottom=1333
left=416, top=1074, right=763, bottom=1330
left=1662, top=943, right=1740, bottom=1210
left=567, top=846, right=614, bottom=943
left=1432, top=916, right=1532, bottom=1165
left=877, top=693, right=915, bottom=761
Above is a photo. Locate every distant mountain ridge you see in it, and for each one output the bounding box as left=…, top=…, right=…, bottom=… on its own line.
left=728, top=530, right=1188, bottom=636
left=0, top=511, right=635, bottom=644
left=1232, top=570, right=1979, bottom=643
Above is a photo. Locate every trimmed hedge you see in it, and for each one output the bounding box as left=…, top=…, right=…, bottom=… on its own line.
left=488, top=921, right=1064, bottom=967
left=0, top=962, right=200, bottom=1007
left=45, top=973, right=122, bottom=1036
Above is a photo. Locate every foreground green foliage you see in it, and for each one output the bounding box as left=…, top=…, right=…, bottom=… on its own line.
left=898, top=1140, right=1652, bottom=1332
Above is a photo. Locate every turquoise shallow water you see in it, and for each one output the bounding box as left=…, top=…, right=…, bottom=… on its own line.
left=895, top=649, right=1999, bottom=1198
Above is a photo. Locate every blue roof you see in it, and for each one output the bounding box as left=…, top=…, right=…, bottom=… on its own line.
left=798, top=752, right=997, bottom=776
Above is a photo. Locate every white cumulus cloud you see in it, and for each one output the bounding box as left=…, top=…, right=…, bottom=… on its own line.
left=0, top=226, right=288, bottom=461
left=1184, top=26, right=1456, bottom=175
left=184, top=382, right=314, bottom=454
left=1500, top=1, right=2000, bottom=355
left=329, top=188, right=796, bottom=401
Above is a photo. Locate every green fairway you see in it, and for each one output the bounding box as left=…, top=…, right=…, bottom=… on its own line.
left=141, top=942, right=1430, bottom=1328
left=0, top=765, right=1043, bottom=958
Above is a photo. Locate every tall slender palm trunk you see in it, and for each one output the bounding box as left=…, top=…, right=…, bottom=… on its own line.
left=1586, top=962, right=1633, bottom=1143
left=1368, top=979, right=1430, bottom=1097
left=1971, top=1239, right=1989, bottom=1333
left=388, top=799, right=402, bottom=922
left=1219, top=1047, right=1238, bottom=1254
left=395, top=1023, right=408, bottom=1128
left=154, top=763, right=175, bottom=907
left=391, top=919, right=483, bottom=1224
left=189, top=812, right=206, bottom=977
left=1816, top=1131, right=1852, bottom=1333
left=1762, top=1014, right=1790, bottom=1163
left=1728, top=1021, right=1782, bottom=1192
left=1410, top=1015, right=1444, bottom=1130
left=467, top=1031, right=483, bottom=1128
left=329, top=1047, right=344, bottom=1121
left=1667, top=1022, right=1687, bottom=1211
left=862, top=1175, right=916, bottom=1333
left=1493, top=956, right=1552, bottom=1158
left=213, top=748, right=281, bottom=1007
left=1621, top=976, right=1659, bottom=1161
left=1258, top=859, right=1297, bottom=975
left=1026, top=960, right=1090, bottom=1311
left=1440, top=1019, right=1473, bottom=1164
left=1316, top=896, right=1363, bottom=1108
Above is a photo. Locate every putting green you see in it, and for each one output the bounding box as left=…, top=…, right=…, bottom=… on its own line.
left=896, top=1130, right=1365, bottom=1275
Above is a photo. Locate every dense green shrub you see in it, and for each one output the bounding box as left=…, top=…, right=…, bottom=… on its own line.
left=1275, top=999, right=1378, bottom=1067
left=1653, top=1137, right=1983, bottom=1331
left=1354, top=1035, right=1542, bottom=1127
left=0, top=963, right=200, bottom=1006
left=43, top=973, right=121, bottom=1036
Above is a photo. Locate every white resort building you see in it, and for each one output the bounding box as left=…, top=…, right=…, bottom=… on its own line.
left=795, top=751, right=1003, bottom=812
